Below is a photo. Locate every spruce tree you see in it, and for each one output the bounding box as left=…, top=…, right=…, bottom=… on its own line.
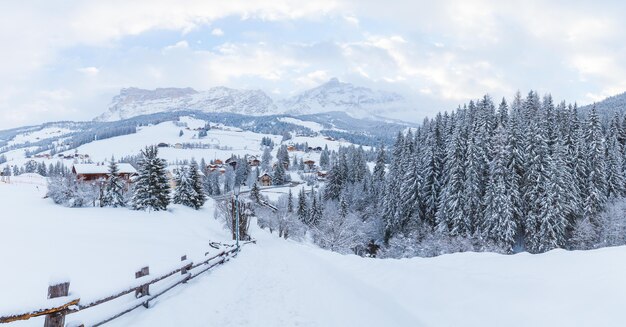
left=188, top=159, right=206, bottom=209
left=297, top=188, right=309, bottom=223
left=173, top=166, right=198, bottom=208
left=102, top=158, right=126, bottom=207
left=273, top=161, right=286, bottom=185
left=287, top=189, right=294, bottom=213
left=483, top=125, right=516, bottom=251
left=132, top=146, right=170, bottom=211
left=250, top=182, right=261, bottom=203
left=583, top=107, right=607, bottom=220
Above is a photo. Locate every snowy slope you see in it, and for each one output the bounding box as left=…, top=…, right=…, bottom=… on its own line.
left=0, top=114, right=370, bottom=175
left=104, top=225, right=626, bottom=327
left=3, top=182, right=626, bottom=327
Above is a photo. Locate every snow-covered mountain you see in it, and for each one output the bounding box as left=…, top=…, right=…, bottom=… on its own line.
left=95, top=86, right=278, bottom=121
left=94, top=79, right=408, bottom=122
left=281, top=78, right=405, bottom=117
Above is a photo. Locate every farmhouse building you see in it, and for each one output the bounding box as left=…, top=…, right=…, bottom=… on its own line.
left=259, top=173, right=272, bottom=186
left=72, top=163, right=137, bottom=182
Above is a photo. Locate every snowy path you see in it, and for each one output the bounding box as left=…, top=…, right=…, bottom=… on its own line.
left=110, top=228, right=424, bottom=327
left=110, top=224, right=626, bottom=327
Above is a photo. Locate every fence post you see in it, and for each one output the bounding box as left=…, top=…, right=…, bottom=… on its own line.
left=44, top=282, right=70, bottom=327
left=135, top=267, right=150, bottom=308
left=181, top=255, right=188, bottom=283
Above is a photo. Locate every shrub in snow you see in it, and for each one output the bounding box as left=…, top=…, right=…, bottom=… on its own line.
left=47, top=174, right=98, bottom=207
left=312, top=201, right=367, bottom=254
left=256, top=194, right=306, bottom=240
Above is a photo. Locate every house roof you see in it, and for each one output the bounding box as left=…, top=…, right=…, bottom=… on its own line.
left=73, top=163, right=137, bottom=175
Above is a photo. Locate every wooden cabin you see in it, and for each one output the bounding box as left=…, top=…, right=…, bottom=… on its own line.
left=304, top=160, right=316, bottom=170
left=287, top=145, right=296, bottom=152
left=72, top=163, right=137, bottom=182
left=247, top=156, right=260, bottom=166
left=259, top=173, right=272, bottom=186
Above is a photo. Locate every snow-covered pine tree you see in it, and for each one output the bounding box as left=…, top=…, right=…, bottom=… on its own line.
left=173, top=165, right=198, bottom=208
left=101, top=158, right=126, bottom=207
left=250, top=182, right=261, bottom=203
left=605, top=126, right=625, bottom=199
left=483, top=124, right=516, bottom=251
left=287, top=188, right=294, bottom=213
left=583, top=107, right=607, bottom=221
left=320, top=145, right=330, bottom=170
left=536, top=140, right=570, bottom=252
left=261, top=147, right=272, bottom=172
left=324, top=160, right=343, bottom=201
left=436, top=110, right=467, bottom=235
left=188, top=159, right=206, bottom=209
left=297, top=188, right=309, bottom=224
left=273, top=160, right=286, bottom=185
left=309, top=189, right=323, bottom=226
left=131, top=146, right=170, bottom=211
left=382, top=131, right=406, bottom=242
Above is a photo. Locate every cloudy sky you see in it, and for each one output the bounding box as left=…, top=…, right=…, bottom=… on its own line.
left=0, top=0, right=624, bottom=129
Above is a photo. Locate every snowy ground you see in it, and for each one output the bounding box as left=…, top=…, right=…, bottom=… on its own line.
left=2, top=181, right=625, bottom=327
left=0, top=117, right=350, bottom=174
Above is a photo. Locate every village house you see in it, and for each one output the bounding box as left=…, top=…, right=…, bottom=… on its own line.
left=248, top=156, right=261, bottom=166
left=287, top=145, right=296, bottom=152
left=304, top=159, right=316, bottom=171
left=317, top=170, right=328, bottom=180
left=72, top=163, right=137, bottom=182
left=258, top=172, right=272, bottom=186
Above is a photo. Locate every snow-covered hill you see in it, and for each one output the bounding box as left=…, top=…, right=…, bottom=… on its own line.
left=94, top=79, right=408, bottom=122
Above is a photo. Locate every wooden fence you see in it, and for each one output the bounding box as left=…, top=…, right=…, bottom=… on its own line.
left=0, top=241, right=255, bottom=326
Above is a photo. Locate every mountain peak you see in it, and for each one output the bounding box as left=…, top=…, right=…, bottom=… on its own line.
left=325, top=77, right=341, bottom=86
left=94, top=80, right=408, bottom=122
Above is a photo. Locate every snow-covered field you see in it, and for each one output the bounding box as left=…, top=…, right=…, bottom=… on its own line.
left=0, top=117, right=353, bottom=173
left=2, top=181, right=625, bottom=327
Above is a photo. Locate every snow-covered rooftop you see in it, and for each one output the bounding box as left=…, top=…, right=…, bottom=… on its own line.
left=73, top=163, right=137, bottom=175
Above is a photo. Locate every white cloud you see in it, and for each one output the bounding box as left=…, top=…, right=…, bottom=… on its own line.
left=77, top=66, right=100, bottom=75
left=2, top=1, right=626, bottom=128
left=163, top=40, right=189, bottom=51
left=343, top=15, right=359, bottom=26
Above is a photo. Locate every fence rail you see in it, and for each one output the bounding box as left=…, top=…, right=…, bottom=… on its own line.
left=0, top=240, right=255, bottom=326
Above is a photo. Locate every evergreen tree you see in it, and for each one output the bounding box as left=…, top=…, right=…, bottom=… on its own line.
left=250, top=182, right=261, bottom=203
left=102, top=158, right=126, bottom=207
left=261, top=147, right=273, bottom=172
left=188, top=159, right=206, bottom=209
left=583, top=107, right=607, bottom=221
left=320, top=145, right=330, bottom=169
left=273, top=160, right=286, bottom=185
left=287, top=188, right=294, bottom=213
left=132, top=146, right=170, bottom=211
left=297, top=188, right=309, bottom=224
left=173, top=166, right=198, bottom=208
left=483, top=125, right=516, bottom=251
